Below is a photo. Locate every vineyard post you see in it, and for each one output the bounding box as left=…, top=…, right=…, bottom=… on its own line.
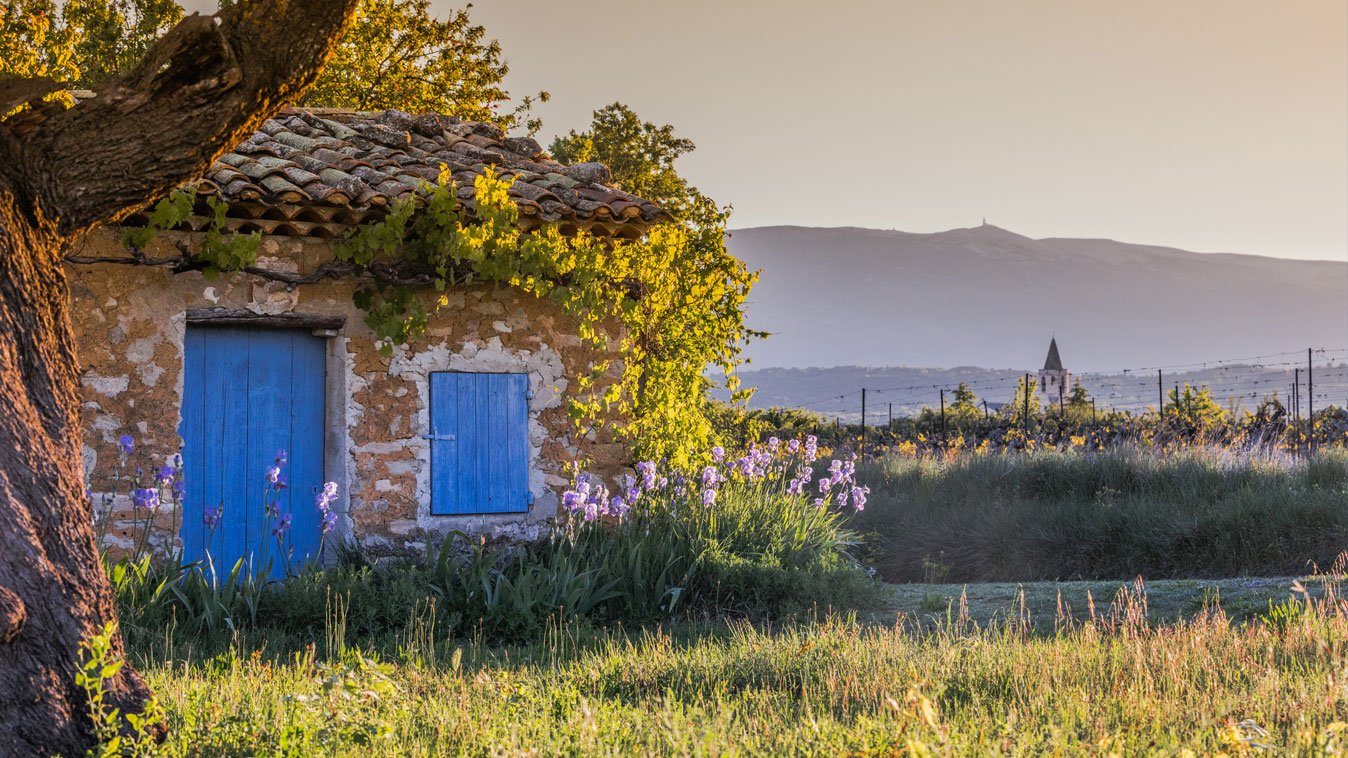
left=983, top=399, right=989, bottom=421
left=1157, top=369, right=1163, bottom=417
left=1307, top=348, right=1314, bottom=451
left=1294, top=368, right=1300, bottom=456
left=939, top=388, right=946, bottom=440
left=1023, top=373, right=1031, bottom=434
left=860, top=388, right=867, bottom=462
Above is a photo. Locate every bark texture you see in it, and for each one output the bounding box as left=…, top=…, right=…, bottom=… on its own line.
left=0, top=2, right=358, bottom=755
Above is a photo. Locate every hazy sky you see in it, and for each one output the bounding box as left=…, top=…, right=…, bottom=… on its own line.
left=189, top=0, right=1348, bottom=261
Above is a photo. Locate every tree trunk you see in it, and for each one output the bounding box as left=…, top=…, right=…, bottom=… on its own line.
left=0, top=185, right=150, bottom=757
left=0, top=2, right=359, bottom=753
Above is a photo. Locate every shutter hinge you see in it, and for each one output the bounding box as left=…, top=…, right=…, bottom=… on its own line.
left=525, top=492, right=534, bottom=506
left=422, top=428, right=455, bottom=441
left=525, top=387, right=534, bottom=399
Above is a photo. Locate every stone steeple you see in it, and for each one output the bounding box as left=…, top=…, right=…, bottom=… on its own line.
left=1039, top=337, right=1068, bottom=407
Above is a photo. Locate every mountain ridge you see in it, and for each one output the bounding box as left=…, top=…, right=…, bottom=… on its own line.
left=724, top=224, right=1346, bottom=373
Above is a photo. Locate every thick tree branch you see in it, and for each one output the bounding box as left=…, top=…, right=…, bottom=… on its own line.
left=2, top=0, right=360, bottom=237
left=0, top=76, right=63, bottom=115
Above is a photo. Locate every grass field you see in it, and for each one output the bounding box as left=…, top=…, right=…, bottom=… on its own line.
left=851, top=446, right=1348, bottom=582
left=121, top=574, right=1348, bottom=757
left=98, top=445, right=1348, bottom=756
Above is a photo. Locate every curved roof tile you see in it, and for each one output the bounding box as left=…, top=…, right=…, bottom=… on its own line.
left=186, top=107, right=668, bottom=237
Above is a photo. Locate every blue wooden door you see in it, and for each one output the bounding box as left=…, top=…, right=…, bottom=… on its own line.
left=429, top=372, right=529, bottom=514
left=180, top=326, right=326, bottom=577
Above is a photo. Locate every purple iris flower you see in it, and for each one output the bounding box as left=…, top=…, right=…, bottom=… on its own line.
left=321, top=510, right=338, bottom=533
left=132, top=488, right=158, bottom=510
left=275, top=448, right=288, bottom=465
left=203, top=505, right=222, bottom=528
left=701, top=488, right=717, bottom=506
left=118, top=435, right=134, bottom=455
left=711, top=446, right=725, bottom=463
left=265, top=466, right=280, bottom=484
left=271, top=512, right=292, bottom=537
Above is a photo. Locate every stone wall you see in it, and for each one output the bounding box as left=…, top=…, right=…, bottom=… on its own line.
left=67, top=228, right=626, bottom=560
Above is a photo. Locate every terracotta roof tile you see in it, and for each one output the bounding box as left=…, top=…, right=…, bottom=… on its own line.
left=125, top=108, right=668, bottom=239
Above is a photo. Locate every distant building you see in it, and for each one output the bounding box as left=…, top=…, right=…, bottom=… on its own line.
left=1039, top=338, right=1068, bottom=408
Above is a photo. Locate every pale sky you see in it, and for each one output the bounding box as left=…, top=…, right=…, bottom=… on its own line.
left=190, top=0, right=1348, bottom=261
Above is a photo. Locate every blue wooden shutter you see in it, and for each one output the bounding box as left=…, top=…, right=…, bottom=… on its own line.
left=430, top=372, right=528, bottom=514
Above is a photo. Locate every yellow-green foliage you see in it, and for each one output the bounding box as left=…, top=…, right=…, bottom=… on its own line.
left=0, top=0, right=79, bottom=109
left=335, top=169, right=758, bottom=467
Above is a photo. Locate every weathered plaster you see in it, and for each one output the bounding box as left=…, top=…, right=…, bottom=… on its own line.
left=67, top=228, right=625, bottom=561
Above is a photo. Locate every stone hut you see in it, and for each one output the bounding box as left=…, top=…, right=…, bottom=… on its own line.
left=67, top=107, right=666, bottom=566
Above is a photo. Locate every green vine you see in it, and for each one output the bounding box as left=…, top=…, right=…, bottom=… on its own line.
left=121, top=187, right=261, bottom=279
left=335, top=168, right=759, bottom=466
left=116, top=169, right=758, bottom=466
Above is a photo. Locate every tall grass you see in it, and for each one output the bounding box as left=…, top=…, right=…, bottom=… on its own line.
left=852, top=446, right=1348, bottom=582
left=126, top=575, right=1348, bottom=756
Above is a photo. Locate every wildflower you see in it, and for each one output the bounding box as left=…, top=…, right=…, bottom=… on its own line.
left=625, top=486, right=640, bottom=506
left=132, top=488, right=158, bottom=510
left=265, top=466, right=280, bottom=484
left=321, top=510, right=338, bottom=533
left=851, top=485, right=869, bottom=511
left=173, top=479, right=186, bottom=497
left=275, top=472, right=289, bottom=491
left=813, top=497, right=825, bottom=508
left=610, top=496, right=627, bottom=517
left=711, top=446, right=725, bottom=463
left=275, top=448, right=288, bottom=465
left=817, top=477, right=832, bottom=494
left=768, top=437, right=781, bottom=452
left=172, top=453, right=183, bottom=468
left=271, top=512, right=292, bottom=537
left=265, top=498, right=279, bottom=518
left=118, top=435, right=134, bottom=455
left=788, top=438, right=801, bottom=454
left=701, top=488, right=717, bottom=506
left=787, top=479, right=802, bottom=495
left=203, top=505, right=222, bottom=529
left=637, top=460, right=659, bottom=490
left=156, top=466, right=174, bottom=486
left=323, top=481, right=338, bottom=498
left=701, top=465, right=719, bottom=488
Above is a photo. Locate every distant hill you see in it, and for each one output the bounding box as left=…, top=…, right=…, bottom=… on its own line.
left=726, top=224, right=1347, bottom=372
